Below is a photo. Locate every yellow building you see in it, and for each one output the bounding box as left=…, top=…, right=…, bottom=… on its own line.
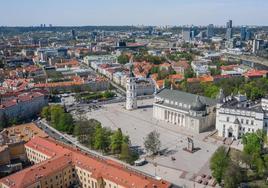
left=0, top=123, right=48, bottom=166
left=0, top=137, right=172, bottom=188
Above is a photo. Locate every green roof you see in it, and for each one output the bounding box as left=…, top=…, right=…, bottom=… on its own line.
left=156, top=89, right=217, bottom=108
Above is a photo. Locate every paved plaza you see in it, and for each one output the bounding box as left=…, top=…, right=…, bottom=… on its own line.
left=83, top=99, right=221, bottom=187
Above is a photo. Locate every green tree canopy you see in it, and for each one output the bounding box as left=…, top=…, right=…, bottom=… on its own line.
left=110, top=128, right=123, bottom=154
left=210, top=146, right=230, bottom=184
left=117, top=54, right=130, bottom=64
left=144, top=130, right=161, bottom=155
left=223, top=162, right=242, bottom=188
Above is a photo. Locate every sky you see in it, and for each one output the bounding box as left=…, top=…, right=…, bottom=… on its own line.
left=1, top=0, right=268, bottom=26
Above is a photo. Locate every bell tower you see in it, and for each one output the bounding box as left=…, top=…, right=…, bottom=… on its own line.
left=126, top=57, right=137, bottom=110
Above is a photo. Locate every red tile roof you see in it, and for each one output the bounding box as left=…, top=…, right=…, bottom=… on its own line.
left=171, top=60, right=190, bottom=69
left=220, top=65, right=238, bottom=71
left=0, top=92, right=44, bottom=110
left=0, top=137, right=171, bottom=188
left=187, top=75, right=214, bottom=83
left=244, top=69, right=268, bottom=78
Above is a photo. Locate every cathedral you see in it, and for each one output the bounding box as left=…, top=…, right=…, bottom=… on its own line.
left=153, top=89, right=217, bottom=133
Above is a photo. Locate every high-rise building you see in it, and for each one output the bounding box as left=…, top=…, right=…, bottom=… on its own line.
left=182, top=29, right=191, bottom=42
left=71, top=29, right=76, bottom=40
left=226, top=20, right=233, bottom=40
left=245, top=29, right=252, bottom=41
left=207, top=24, right=214, bottom=38
left=240, top=26, right=247, bottom=41
left=190, top=26, right=198, bottom=39
left=226, top=20, right=232, bottom=28
left=253, top=39, right=262, bottom=54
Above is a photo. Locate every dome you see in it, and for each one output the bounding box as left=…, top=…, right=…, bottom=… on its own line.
left=190, top=96, right=206, bottom=111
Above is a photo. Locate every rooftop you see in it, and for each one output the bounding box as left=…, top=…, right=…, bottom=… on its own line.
left=1, top=137, right=171, bottom=188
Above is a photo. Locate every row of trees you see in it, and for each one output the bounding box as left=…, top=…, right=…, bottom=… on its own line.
left=210, top=131, right=268, bottom=188
left=73, top=119, right=138, bottom=164
left=41, top=105, right=74, bottom=134
left=75, top=91, right=115, bottom=102
left=180, top=77, right=268, bottom=100
left=167, top=52, right=193, bottom=62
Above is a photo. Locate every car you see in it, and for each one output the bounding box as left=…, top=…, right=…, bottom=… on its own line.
left=134, top=158, right=147, bottom=166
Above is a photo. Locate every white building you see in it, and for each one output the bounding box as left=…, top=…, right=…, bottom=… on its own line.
left=126, top=65, right=137, bottom=110
left=153, top=89, right=217, bottom=133
left=191, top=60, right=216, bottom=77
left=216, top=92, right=268, bottom=139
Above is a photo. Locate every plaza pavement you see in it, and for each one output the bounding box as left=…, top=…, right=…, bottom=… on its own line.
left=83, top=99, right=221, bottom=187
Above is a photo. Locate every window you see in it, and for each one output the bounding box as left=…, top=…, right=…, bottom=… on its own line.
left=241, top=119, right=244, bottom=124
left=251, top=120, right=254, bottom=125
left=226, top=117, right=230, bottom=122
left=246, top=120, right=249, bottom=124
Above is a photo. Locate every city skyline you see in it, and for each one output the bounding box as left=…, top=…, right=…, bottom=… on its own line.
left=1, top=0, right=268, bottom=26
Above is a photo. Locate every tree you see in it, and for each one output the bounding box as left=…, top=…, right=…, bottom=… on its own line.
left=210, top=146, right=229, bottom=184
left=102, top=91, right=115, bottom=99
left=57, top=113, right=74, bottom=134
left=202, top=83, right=219, bottom=99
left=184, top=68, right=195, bottom=79
left=117, top=54, right=129, bottom=65
left=74, top=119, right=100, bottom=146
left=164, top=79, right=171, bottom=88
left=144, top=130, right=161, bottom=155
left=242, top=132, right=263, bottom=156
left=209, top=68, right=221, bottom=76
left=150, top=66, right=159, bottom=74
left=223, top=162, right=242, bottom=188
left=41, top=106, right=51, bottom=121
left=94, top=126, right=111, bottom=152
left=50, top=105, right=64, bottom=127
left=110, top=128, right=123, bottom=154
left=120, top=143, right=139, bottom=164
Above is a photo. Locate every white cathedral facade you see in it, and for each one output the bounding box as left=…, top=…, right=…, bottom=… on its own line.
left=153, top=89, right=217, bottom=133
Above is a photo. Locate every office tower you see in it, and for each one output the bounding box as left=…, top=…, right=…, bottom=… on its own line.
left=245, top=30, right=252, bottom=41
left=226, top=20, right=232, bottom=28
left=253, top=39, right=263, bottom=54
left=190, top=26, right=198, bottom=38
left=71, top=29, right=76, bottom=40
left=240, top=26, right=247, bottom=41
left=226, top=20, right=233, bottom=40
left=182, top=29, right=191, bottom=42
left=207, top=24, right=214, bottom=38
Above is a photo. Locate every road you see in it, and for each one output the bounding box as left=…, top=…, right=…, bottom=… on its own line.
left=225, top=54, right=268, bottom=68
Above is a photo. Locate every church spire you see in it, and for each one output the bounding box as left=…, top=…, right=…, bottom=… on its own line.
left=217, top=88, right=225, bottom=103
left=129, top=56, right=135, bottom=78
